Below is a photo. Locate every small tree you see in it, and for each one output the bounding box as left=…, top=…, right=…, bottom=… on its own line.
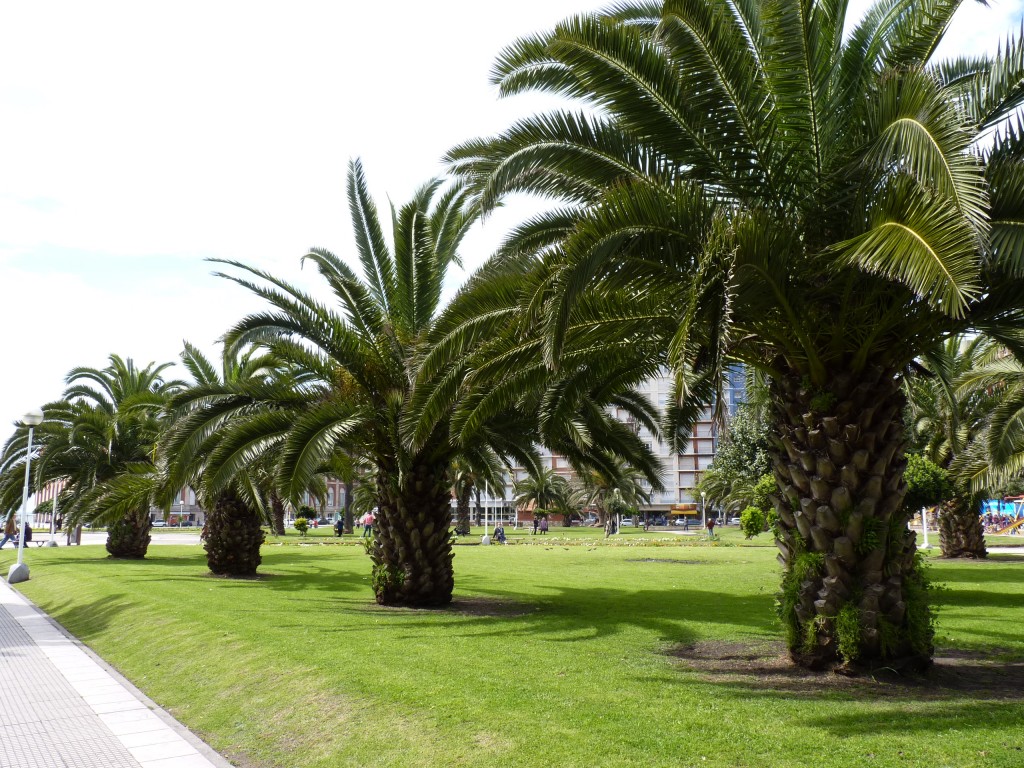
left=903, top=455, right=954, bottom=515
left=739, top=506, right=766, bottom=539
left=294, top=517, right=309, bottom=536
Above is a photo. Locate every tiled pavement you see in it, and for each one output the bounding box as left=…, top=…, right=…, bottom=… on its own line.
left=0, top=578, right=232, bottom=768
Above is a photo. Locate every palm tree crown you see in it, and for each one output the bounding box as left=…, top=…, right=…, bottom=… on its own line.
left=448, top=0, right=1024, bottom=669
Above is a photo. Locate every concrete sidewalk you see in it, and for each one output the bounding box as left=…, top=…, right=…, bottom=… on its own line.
left=0, top=578, right=232, bottom=768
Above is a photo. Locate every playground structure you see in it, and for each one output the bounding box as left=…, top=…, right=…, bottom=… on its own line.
left=983, top=496, right=1024, bottom=535
left=995, top=517, right=1024, bottom=535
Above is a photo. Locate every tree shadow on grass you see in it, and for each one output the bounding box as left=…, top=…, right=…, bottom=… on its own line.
left=33, top=594, right=132, bottom=643
left=662, top=638, right=1024, bottom=714
left=929, top=558, right=1024, bottom=586
left=315, top=581, right=777, bottom=651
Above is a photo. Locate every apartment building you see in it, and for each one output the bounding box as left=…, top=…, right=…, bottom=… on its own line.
left=488, top=367, right=746, bottom=517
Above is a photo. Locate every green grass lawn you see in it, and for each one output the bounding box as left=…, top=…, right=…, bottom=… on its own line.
left=4, top=538, right=1023, bottom=767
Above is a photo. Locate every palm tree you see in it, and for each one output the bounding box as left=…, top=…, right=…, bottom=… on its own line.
left=905, top=336, right=999, bottom=557
left=580, top=458, right=653, bottom=527
left=0, top=355, right=180, bottom=558
left=449, top=0, right=1024, bottom=669
left=513, top=468, right=572, bottom=520
left=159, top=342, right=291, bottom=576
left=950, top=350, right=1024, bottom=509
left=451, top=455, right=506, bottom=535
left=204, top=161, right=551, bottom=606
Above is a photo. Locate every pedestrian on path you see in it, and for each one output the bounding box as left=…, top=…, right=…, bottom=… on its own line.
left=539, top=517, right=549, bottom=535
left=706, top=516, right=716, bottom=540
left=0, top=516, right=16, bottom=549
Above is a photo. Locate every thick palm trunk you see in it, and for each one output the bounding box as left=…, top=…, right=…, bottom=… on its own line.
left=370, top=459, right=454, bottom=607
left=938, top=496, right=987, bottom=558
left=203, top=491, right=266, bottom=576
left=106, top=509, right=152, bottom=558
left=455, top=481, right=473, bottom=535
left=270, top=493, right=286, bottom=536
left=769, top=366, right=933, bottom=672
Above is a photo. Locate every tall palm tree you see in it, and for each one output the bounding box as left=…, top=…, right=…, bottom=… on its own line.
left=0, top=355, right=181, bottom=558
left=204, top=161, right=550, bottom=606
left=905, top=336, right=999, bottom=557
left=449, top=0, right=1024, bottom=669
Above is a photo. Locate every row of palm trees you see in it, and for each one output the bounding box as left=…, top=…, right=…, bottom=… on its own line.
left=4, top=0, right=1024, bottom=673
left=512, top=461, right=653, bottom=526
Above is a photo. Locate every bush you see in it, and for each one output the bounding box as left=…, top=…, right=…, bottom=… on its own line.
left=294, top=517, right=309, bottom=536
left=751, top=474, right=776, bottom=512
left=739, top=506, right=767, bottom=539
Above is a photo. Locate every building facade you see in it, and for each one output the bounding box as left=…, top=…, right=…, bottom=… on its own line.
left=480, top=367, right=746, bottom=519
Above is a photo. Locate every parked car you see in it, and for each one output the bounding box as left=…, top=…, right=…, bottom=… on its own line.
left=152, top=520, right=167, bottom=528
left=621, top=517, right=633, bottom=527
left=729, top=517, right=742, bottom=526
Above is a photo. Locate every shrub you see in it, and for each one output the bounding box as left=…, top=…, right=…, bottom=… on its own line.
left=294, top=517, right=309, bottom=536
left=751, top=474, right=776, bottom=513
left=739, top=506, right=767, bottom=539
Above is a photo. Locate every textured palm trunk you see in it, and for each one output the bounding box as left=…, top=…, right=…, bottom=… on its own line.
left=106, top=508, right=152, bottom=559
left=370, top=459, right=454, bottom=607
left=769, top=365, right=933, bottom=671
left=938, top=496, right=987, bottom=558
left=455, top=481, right=473, bottom=535
left=270, top=493, right=286, bottom=536
left=203, top=491, right=266, bottom=576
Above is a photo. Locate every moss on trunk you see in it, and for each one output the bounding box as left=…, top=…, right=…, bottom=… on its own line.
left=770, top=366, right=933, bottom=672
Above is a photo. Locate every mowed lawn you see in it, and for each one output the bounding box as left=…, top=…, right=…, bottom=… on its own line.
left=4, top=535, right=1023, bottom=768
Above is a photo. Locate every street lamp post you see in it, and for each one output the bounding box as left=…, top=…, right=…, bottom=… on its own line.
left=45, top=484, right=59, bottom=547
left=481, top=481, right=491, bottom=545
left=9, top=408, right=44, bottom=584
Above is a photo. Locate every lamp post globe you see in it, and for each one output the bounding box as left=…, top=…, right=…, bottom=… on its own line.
left=9, top=408, right=44, bottom=584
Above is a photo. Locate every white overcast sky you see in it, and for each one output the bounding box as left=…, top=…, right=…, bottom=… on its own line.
left=1, top=0, right=1021, bottom=431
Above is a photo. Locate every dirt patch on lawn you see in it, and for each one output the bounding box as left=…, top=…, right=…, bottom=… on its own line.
left=670, top=639, right=1024, bottom=700
left=626, top=558, right=704, bottom=565
left=447, top=597, right=535, bottom=617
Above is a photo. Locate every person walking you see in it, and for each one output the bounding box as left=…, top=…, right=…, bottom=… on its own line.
left=532, top=517, right=539, bottom=535
left=0, top=516, right=16, bottom=549
left=705, top=516, right=716, bottom=541
left=539, top=517, right=549, bottom=535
